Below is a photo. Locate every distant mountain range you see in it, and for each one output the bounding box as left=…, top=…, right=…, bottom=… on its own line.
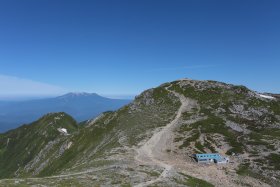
left=0, top=92, right=131, bottom=132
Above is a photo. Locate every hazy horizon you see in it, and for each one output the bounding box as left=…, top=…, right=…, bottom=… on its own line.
left=0, top=1, right=279, bottom=97
left=0, top=92, right=135, bottom=101
left=0, top=77, right=279, bottom=102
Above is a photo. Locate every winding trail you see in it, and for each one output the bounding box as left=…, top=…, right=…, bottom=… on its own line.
left=135, top=88, right=190, bottom=187
left=1, top=85, right=271, bottom=187
left=0, top=166, right=116, bottom=182
left=133, top=87, right=270, bottom=187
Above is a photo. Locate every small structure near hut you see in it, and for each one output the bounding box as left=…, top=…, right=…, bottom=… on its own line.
left=194, top=153, right=229, bottom=164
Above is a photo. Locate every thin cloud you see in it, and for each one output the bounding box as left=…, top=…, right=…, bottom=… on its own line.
left=145, top=64, right=218, bottom=72
left=0, top=74, right=67, bottom=97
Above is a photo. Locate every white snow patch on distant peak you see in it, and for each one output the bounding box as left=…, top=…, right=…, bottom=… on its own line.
left=259, top=94, right=275, bottom=100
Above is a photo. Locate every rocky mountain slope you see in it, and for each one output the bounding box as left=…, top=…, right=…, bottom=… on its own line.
left=0, top=113, right=79, bottom=178
left=0, top=92, right=131, bottom=132
left=0, top=79, right=279, bottom=187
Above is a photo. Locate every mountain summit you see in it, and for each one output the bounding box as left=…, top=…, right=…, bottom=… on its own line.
left=0, top=79, right=279, bottom=186
left=57, top=92, right=100, bottom=98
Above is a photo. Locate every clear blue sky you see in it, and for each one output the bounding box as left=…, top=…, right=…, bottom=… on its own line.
left=0, top=0, right=279, bottom=99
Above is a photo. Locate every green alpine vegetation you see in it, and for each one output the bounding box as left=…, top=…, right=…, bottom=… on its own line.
left=0, top=113, right=78, bottom=178
left=0, top=79, right=279, bottom=187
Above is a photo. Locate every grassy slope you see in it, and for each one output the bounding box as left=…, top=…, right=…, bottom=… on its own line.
left=0, top=112, right=78, bottom=178
left=37, top=85, right=181, bottom=176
